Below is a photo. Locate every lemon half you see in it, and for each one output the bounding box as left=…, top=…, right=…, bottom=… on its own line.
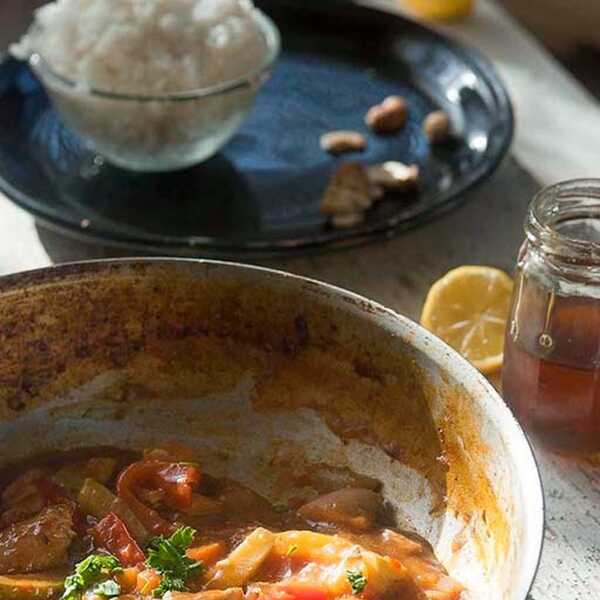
left=420, top=266, right=513, bottom=374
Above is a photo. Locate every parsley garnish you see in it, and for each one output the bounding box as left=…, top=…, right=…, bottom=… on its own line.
left=93, top=580, right=121, bottom=597
left=347, top=569, right=368, bottom=595
left=286, top=544, right=298, bottom=556
left=61, top=554, right=122, bottom=600
left=146, top=526, right=203, bottom=598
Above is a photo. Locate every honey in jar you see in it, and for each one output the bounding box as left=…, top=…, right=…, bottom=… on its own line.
left=503, top=179, right=600, bottom=453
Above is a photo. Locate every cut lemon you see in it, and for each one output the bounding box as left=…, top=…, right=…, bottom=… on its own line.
left=420, top=266, right=513, bottom=374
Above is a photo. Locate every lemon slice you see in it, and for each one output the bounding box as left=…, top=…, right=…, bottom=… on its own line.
left=420, top=266, right=513, bottom=374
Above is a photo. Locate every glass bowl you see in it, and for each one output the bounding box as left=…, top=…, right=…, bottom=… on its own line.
left=28, top=11, right=280, bottom=172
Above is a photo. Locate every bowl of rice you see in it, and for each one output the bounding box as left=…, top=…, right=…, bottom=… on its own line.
left=12, top=0, right=280, bottom=172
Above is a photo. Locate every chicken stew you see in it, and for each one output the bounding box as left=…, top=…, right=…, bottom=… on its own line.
left=0, top=446, right=463, bottom=600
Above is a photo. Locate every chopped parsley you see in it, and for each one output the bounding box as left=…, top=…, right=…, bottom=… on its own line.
left=347, top=569, right=368, bottom=595
left=286, top=544, right=299, bottom=556
left=61, top=554, right=122, bottom=600
left=146, top=526, right=203, bottom=598
left=93, top=580, right=122, bottom=597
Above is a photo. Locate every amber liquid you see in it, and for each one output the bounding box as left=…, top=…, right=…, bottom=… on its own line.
left=503, top=274, right=600, bottom=453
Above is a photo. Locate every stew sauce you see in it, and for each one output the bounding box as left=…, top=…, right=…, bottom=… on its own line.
left=0, top=446, right=463, bottom=600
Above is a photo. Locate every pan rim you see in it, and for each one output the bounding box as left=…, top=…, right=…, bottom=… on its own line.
left=0, top=257, right=544, bottom=599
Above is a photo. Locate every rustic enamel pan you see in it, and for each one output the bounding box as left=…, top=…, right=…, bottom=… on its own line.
left=0, top=259, right=543, bottom=599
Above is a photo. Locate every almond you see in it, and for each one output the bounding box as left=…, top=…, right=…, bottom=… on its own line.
left=320, top=131, right=367, bottom=155
left=365, top=96, right=408, bottom=134
left=424, top=110, right=451, bottom=144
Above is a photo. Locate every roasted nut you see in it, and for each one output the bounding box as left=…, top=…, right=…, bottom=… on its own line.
left=424, top=110, right=451, bottom=144
left=365, top=96, right=408, bottom=133
left=320, top=130, right=366, bottom=155
left=321, top=163, right=373, bottom=215
left=367, top=162, right=420, bottom=191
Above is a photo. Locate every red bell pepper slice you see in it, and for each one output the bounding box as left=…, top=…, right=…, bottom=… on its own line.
left=155, top=462, right=201, bottom=510
left=92, top=512, right=146, bottom=567
left=116, top=460, right=201, bottom=535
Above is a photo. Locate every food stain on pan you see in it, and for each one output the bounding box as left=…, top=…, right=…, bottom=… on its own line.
left=0, top=266, right=441, bottom=472
left=436, top=381, right=510, bottom=572
left=0, top=262, right=505, bottom=558
left=253, top=346, right=446, bottom=503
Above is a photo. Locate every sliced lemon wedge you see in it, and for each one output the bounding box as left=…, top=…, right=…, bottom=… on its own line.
left=420, top=266, right=513, bottom=374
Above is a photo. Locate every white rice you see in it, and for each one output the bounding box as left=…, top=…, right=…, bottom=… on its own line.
left=12, top=0, right=270, bottom=94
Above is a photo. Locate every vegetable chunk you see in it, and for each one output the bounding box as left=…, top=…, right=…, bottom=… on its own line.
left=0, top=571, right=66, bottom=600
left=297, top=489, right=383, bottom=531
left=207, top=528, right=275, bottom=589
left=91, top=512, right=145, bottom=566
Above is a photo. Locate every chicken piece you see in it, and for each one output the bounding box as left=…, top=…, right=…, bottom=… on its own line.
left=1, top=470, right=46, bottom=529
left=379, top=530, right=463, bottom=600
left=297, top=488, right=383, bottom=531
left=1, top=470, right=44, bottom=507
left=164, top=589, right=244, bottom=600
left=0, top=499, right=46, bottom=529
left=0, top=504, right=75, bottom=574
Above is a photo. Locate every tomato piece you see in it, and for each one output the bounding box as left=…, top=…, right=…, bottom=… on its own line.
left=117, top=462, right=175, bottom=535
left=92, top=512, right=146, bottom=566
left=260, top=590, right=295, bottom=600
left=155, top=463, right=201, bottom=510
left=280, top=586, right=329, bottom=600
left=117, top=460, right=201, bottom=534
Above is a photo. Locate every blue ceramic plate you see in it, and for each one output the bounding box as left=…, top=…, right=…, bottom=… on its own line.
left=0, top=0, right=512, bottom=258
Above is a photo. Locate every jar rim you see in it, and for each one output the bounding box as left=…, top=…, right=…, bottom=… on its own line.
left=528, top=178, right=600, bottom=266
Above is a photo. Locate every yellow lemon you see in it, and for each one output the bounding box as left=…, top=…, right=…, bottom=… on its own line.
left=420, top=266, right=513, bottom=374
left=402, top=0, right=474, bottom=21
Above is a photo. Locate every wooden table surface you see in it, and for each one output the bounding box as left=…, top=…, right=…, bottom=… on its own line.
left=0, top=1, right=598, bottom=597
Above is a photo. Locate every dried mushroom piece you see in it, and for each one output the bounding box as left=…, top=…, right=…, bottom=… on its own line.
left=367, top=162, right=420, bottom=191
left=320, top=130, right=367, bottom=155
left=321, top=163, right=373, bottom=216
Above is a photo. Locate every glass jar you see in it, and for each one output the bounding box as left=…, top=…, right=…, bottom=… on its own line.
left=503, top=179, right=600, bottom=454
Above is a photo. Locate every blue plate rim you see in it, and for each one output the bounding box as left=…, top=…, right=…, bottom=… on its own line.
left=0, top=1, right=513, bottom=258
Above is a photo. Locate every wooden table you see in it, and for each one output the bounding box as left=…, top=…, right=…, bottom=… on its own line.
left=0, top=1, right=598, bottom=597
